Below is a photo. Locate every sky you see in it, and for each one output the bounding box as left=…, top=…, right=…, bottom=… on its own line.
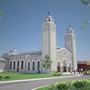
left=0, top=0, right=90, bottom=61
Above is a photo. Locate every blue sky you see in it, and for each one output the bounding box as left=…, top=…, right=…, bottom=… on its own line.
left=0, top=0, right=90, bottom=60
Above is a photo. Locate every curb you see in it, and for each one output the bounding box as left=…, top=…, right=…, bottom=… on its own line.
left=32, top=85, right=50, bottom=90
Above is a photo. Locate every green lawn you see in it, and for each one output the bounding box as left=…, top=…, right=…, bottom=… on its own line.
left=0, top=72, right=76, bottom=81
left=36, top=86, right=50, bottom=90
left=0, top=72, right=53, bottom=81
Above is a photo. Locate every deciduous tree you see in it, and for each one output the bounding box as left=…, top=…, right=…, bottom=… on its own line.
left=42, top=55, right=52, bottom=72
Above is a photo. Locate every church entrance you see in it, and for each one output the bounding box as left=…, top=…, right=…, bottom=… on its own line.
left=57, top=66, right=60, bottom=72
left=17, top=61, right=19, bottom=72
left=57, top=62, right=60, bottom=72
left=63, top=66, right=66, bottom=72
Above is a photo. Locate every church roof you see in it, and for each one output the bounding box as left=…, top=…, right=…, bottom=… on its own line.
left=15, top=51, right=41, bottom=56
left=0, top=58, right=7, bottom=61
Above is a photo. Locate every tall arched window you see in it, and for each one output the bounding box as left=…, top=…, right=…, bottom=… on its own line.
left=17, top=61, right=19, bottom=72
left=32, top=62, right=35, bottom=71
left=10, top=61, right=12, bottom=70
left=28, top=62, right=30, bottom=71
left=37, top=61, right=40, bottom=71
left=13, top=61, right=15, bottom=70
left=21, top=61, right=24, bottom=69
left=17, top=61, right=19, bottom=67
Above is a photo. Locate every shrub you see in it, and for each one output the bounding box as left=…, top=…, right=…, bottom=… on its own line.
left=0, top=75, right=3, bottom=80
left=53, top=71, right=61, bottom=76
left=47, top=80, right=90, bottom=90
left=72, top=80, right=88, bottom=90
left=56, top=82, right=69, bottom=90
left=4, top=76, right=10, bottom=80
left=48, top=85, right=57, bottom=90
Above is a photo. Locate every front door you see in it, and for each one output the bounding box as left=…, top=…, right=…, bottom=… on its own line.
left=63, top=66, right=66, bottom=72
left=57, top=66, right=60, bottom=72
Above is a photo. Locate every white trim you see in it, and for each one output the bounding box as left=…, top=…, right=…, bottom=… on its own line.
left=56, top=48, right=72, bottom=55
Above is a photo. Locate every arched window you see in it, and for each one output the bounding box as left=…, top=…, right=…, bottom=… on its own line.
left=10, top=61, right=12, bottom=70
left=21, top=61, right=24, bottom=69
left=28, top=62, right=30, bottom=71
left=17, top=61, right=19, bottom=72
left=13, top=61, right=15, bottom=70
left=17, top=61, right=19, bottom=67
left=32, top=62, right=35, bottom=71
left=37, top=61, right=40, bottom=71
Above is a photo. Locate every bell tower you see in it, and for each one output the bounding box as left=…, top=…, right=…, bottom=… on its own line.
left=65, top=25, right=77, bottom=71
left=42, top=13, right=57, bottom=71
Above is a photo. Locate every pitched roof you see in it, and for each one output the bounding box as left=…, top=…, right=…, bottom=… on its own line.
left=14, top=51, right=41, bottom=56
left=0, top=58, right=7, bottom=61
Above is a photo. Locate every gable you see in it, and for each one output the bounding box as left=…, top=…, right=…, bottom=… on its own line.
left=56, top=48, right=72, bottom=56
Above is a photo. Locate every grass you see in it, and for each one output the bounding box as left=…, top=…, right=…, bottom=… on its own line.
left=0, top=72, right=53, bottom=81
left=36, top=86, right=50, bottom=90
left=0, top=72, right=76, bottom=81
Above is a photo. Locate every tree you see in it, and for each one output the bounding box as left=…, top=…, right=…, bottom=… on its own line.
left=80, top=0, right=90, bottom=30
left=81, top=19, right=90, bottom=30
left=0, top=11, right=4, bottom=21
left=42, top=55, right=52, bottom=72
left=81, top=0, right=90, bottom=6
left=0, top=11, right=4, bottom=16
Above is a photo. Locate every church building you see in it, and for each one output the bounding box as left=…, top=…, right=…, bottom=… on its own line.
left=0, top=14, right=77, bottom=73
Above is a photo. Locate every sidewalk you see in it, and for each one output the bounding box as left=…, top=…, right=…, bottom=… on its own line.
left=0, top=74, right=80, bottom=84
